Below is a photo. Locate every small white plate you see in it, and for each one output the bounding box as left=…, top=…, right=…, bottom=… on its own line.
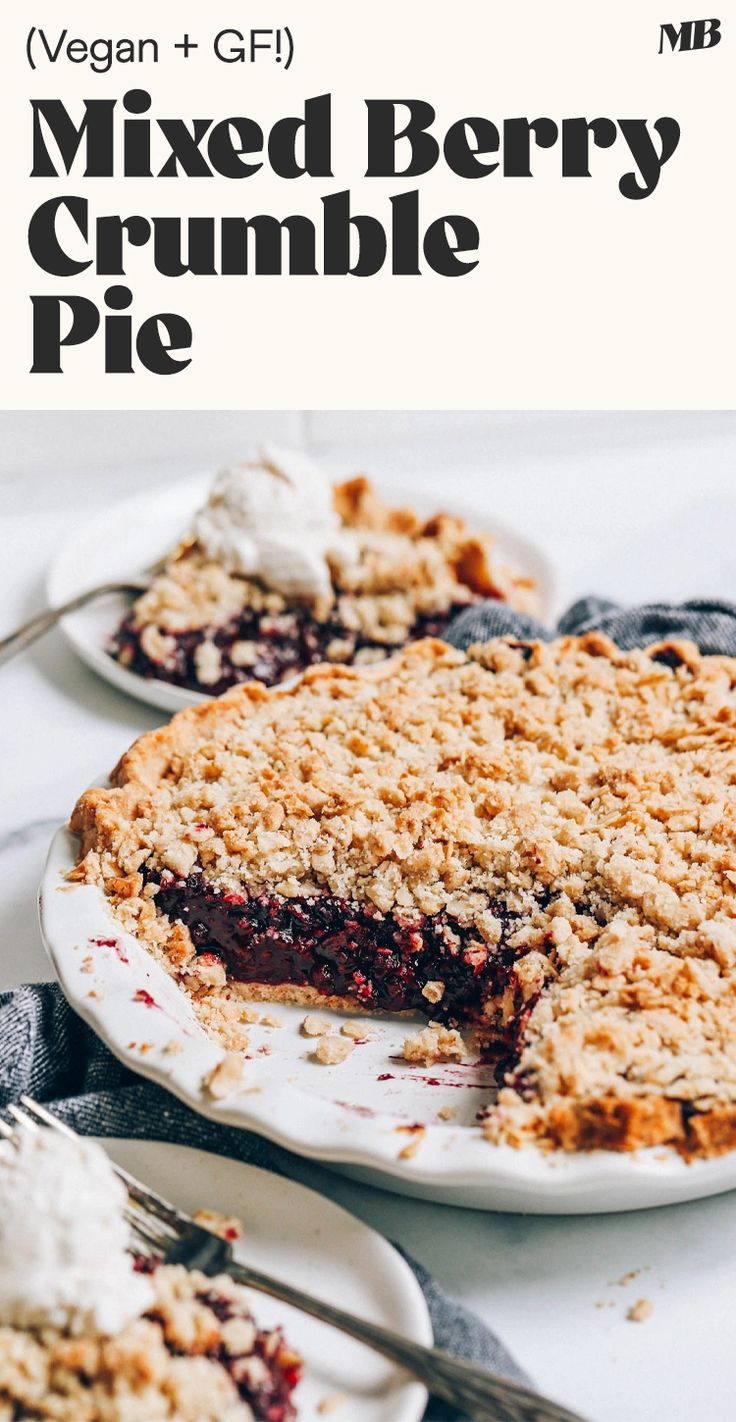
left=41, top=825, right=736, bottom=1214
left=96, top=1137, right=431, bottom=1422
left=46, top=473, right=557, bottom=713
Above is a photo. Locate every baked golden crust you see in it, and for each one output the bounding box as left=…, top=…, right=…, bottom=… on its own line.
left=71, top=634, right=736, bottom=1158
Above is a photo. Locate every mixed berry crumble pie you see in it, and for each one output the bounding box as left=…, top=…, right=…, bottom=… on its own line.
left=0, top=1261, right=301, bottom=1421
left=111, top=450, right=536, bottom=695
left=71, top=634, right=736, bottom=1157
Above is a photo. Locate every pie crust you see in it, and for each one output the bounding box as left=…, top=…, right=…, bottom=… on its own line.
left=71, top=634, right=736, bottom=1158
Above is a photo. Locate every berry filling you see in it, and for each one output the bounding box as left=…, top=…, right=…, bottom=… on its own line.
left=151, top=871, right=546, bottom=1069
left=132, top=1259, right=300, bottom=1421
left=112, top=602, right=473, bottom=694
left=193, top=1286, right=300, bottom=1422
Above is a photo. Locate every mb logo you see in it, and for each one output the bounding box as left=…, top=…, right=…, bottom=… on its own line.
left=659, top=17, right=722, bottom=50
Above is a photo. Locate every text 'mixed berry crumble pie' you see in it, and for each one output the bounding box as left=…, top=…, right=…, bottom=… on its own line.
left=72, top=634, right=736, bottom=1159
left=112, top=446, right=537, bottom=695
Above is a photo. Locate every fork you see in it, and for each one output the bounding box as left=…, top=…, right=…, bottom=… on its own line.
left=1, top=1097, right=588, bottom=1422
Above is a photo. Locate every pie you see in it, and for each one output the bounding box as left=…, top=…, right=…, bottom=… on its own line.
left=71, top=634, right=736, bottom=1158
left=0, top=1260, right=301, bottom=1421
left=112, top=475, right=536, bottom=695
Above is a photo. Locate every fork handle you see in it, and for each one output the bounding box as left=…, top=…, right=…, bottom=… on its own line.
left=0, top=582, right=143, bottom=668
left=228, top=1261, right=585, bottom=1422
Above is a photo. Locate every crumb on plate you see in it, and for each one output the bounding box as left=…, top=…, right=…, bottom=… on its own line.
left=402, top=1022, right=467, bottom=1066
left=314, top=1035, right=355, bottom=1065
left=302, top=1014, right=332, bottom=1038
left=398, top=1127, right=426, bottom=1160
left=203, top=1051, right=244, bottom=1099
left=341, top=1020, right=373, bottom=1040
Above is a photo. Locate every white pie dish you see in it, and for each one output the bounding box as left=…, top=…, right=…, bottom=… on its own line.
left=94, top=1138, right=431, bottom=1422
left=45, top=473, right=558, bottom=713
left=40, top=819, right=736, bottom=1214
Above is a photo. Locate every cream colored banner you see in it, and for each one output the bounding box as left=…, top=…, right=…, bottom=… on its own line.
left=0, top=0, right=732, bottom=408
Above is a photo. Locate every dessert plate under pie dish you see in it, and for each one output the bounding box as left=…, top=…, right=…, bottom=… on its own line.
left=46, top=472, right=557, bottom=713
left=41, top=635, right=736, bottom=1213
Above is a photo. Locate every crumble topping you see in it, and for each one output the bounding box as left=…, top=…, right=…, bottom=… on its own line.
left=402, top=1023, right=468, bottom=1066
left=341, top=1020, right=374, bottom=1039
left=71, top=634, right=736, bottom=1155
left=0, top=1263, right=299, bottom=1422
left=114, top=477, right=536, bottom=693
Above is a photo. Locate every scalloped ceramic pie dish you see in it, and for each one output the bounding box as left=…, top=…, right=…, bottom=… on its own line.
left=40, top=817, right=736, bottom=1214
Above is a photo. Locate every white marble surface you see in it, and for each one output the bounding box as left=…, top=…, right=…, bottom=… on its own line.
left=2, top=412, right=736, bottom=1422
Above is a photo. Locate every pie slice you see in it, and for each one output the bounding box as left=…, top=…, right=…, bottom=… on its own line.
left=0, top=1260, right=301, bottom=1421
left=112, top=472, right=536, bottom=695
left=71, top=635, right=736, bottom=1158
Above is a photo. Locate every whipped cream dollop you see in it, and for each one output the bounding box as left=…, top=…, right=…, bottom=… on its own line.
left=193, top=445, right=357, bottom=603
left=0, top=1128, right=153, bottom=1336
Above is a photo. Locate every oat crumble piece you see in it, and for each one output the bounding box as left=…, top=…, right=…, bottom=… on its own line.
left=341, top=1020, right=374, bottom=1040
left=301, top=1015, right=332, bottom=1038
left=203, top=1052, right=244, bottom=1099
left=398, top=1127, right=426, bottom=1160
left=627, top=1298, right=653, bottom=1322
left=313, top=1036, right=355, bottom=1066
left=317, top=1393, right=349, bottom=1414
left=403, top=1023, right=468, bottom=1066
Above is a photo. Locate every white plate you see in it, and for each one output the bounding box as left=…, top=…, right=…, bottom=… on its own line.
left=41, top=825, right=736, bottom=1214
left=95, top=1137, right=430, bottom=1422
left=46, top=473, right=558, bottom=713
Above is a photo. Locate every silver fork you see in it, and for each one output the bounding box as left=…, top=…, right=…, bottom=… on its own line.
left=1, top=1098, right=588, bottom=1422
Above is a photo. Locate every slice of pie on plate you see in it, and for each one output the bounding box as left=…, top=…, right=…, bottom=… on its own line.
left=0, top=1261, right=301, bottom=1422
left=71, top=634, right=736, bottom=1158
left=111, top=448, right=536, bottom=695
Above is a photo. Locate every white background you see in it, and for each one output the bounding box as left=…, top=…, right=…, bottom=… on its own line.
left=2, top=410, right=736, bottom=1422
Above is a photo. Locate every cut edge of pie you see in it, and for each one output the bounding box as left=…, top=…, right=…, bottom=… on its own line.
left=70, top=634, right=736, bottom=1160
